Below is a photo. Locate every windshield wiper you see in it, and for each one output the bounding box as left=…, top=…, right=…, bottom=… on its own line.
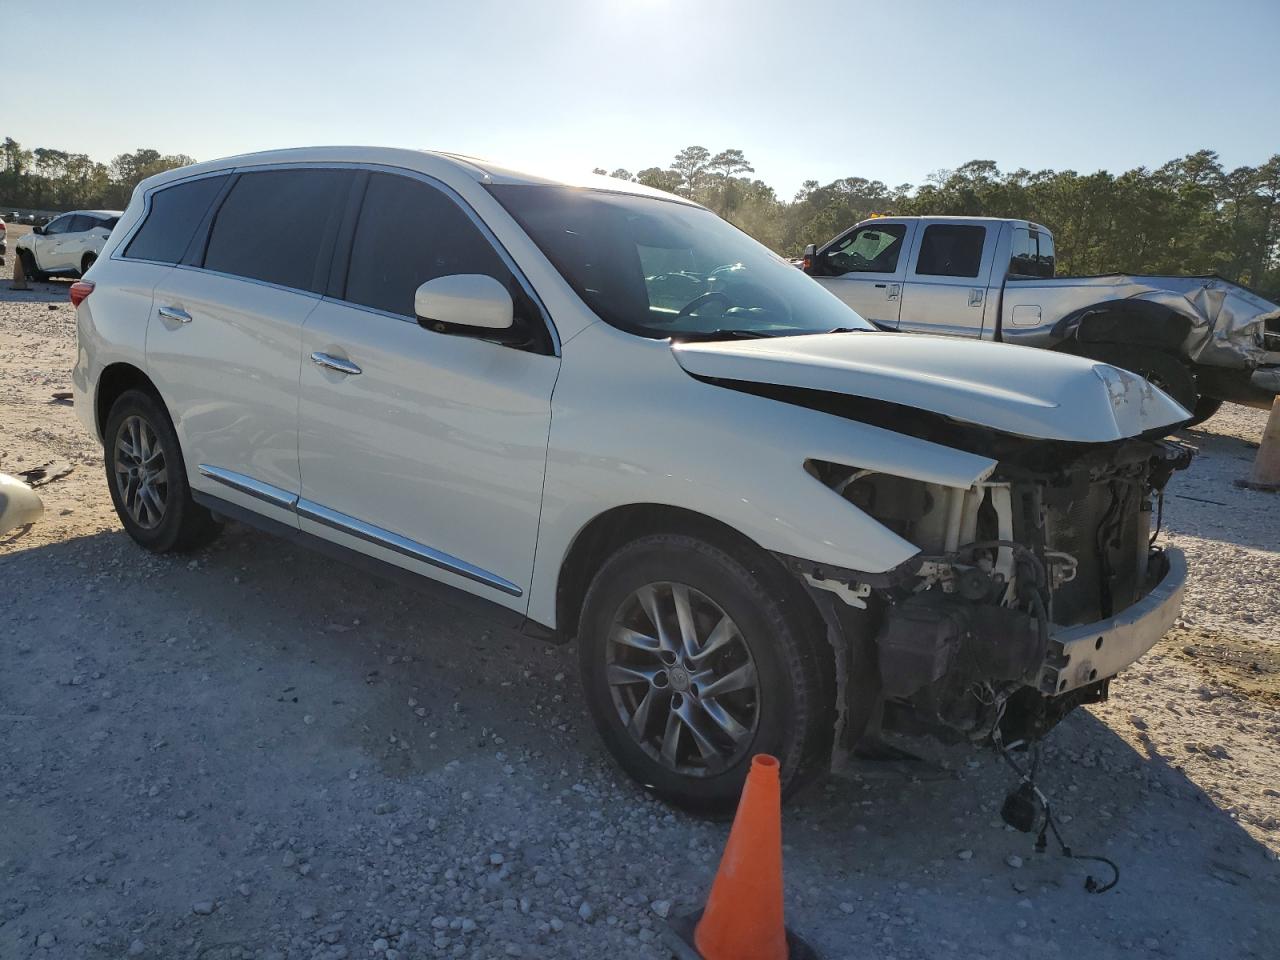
left=669, top=328, right=774, bottom=342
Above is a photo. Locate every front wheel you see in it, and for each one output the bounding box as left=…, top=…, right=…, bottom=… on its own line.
left=103, top=389, right=222, bottom=553
left=578, top=533, right=833, bottom=815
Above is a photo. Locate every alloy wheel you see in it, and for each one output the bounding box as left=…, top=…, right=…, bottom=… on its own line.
left=605, top=581, right=759, bottom=777
left=113, top=415, right=169, bottom=529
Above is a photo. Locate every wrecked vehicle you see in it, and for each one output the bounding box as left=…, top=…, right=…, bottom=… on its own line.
left=73, top=148, right=1191, bottom=814
left=801, top=216, right=1280, bottom=423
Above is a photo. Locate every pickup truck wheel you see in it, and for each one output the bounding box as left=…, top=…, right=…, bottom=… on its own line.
left=1188, top=396, right=1223, bottom=426
left=578, top=533, right=832, bottom=815
left=1086, top=345, right=1198, bottom=414
left=19, top=249, right=48, bottom=283
left=104, top=389, right=222, bottom=553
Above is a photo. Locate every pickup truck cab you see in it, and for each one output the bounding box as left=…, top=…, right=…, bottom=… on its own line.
left=802, top=216, right=1280, bottom=422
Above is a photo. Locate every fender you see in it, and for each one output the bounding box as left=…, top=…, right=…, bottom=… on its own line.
left=527, top=323, right=999, bottom=629
left=1050, top=298, right=1191, bottom=353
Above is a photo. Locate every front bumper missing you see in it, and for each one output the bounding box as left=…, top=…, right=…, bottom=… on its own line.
left=1038, top=548, right=1186, bottom=696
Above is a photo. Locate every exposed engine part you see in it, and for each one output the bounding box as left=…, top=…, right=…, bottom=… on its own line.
left=803, top=573, right=871, bottom=609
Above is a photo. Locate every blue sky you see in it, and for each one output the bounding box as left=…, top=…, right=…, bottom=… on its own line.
left=9, top=0, right=1277, bottom=195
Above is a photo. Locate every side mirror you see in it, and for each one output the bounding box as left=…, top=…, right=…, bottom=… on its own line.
left=33, top=225, right=44, bottom=236
left=414, top=274, right=514, bottom=333
left=801, top=243, right=818, bottom=274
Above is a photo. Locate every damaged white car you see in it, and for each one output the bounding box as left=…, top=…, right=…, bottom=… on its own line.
left=73, top=148, right=1192, bottom=813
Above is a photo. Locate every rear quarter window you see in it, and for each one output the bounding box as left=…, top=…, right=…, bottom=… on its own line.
left=124, top=175, right=230, bottom=264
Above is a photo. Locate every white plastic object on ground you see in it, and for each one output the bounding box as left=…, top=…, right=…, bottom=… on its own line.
left=0, top=473, right=43, bottom=534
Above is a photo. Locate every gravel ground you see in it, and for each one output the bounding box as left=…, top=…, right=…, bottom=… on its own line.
left=1, top=283, right=1277, bottom=960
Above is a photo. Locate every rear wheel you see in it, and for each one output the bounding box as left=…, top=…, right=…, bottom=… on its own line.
left=19, top=249, right=48, bottom=282
left=578, top=533, right=833, bottom=815
left=103, top=389, right=221, bottom=553
left=1188, top=396, right=1223, bottom=426
left=80, top=252, right=97, bottom=275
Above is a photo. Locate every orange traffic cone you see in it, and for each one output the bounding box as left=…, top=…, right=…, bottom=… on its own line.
left=664, top=755, right=819, bottom=960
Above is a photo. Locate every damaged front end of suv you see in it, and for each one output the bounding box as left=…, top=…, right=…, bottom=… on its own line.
left=673, top=331, right=1194, bottom=766
left=793, top=428, right=1191, bottom=752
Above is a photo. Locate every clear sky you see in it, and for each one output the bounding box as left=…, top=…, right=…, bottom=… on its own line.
left=6, top=0, right=1277, bottom=196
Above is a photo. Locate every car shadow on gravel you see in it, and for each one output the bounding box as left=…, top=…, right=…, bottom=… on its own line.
left=3, top=523, right=1277, bottom=959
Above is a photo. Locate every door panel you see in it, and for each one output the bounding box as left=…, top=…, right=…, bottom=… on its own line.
left=147, top=269, right=317, bottom=526
left=296, top=170, right=559, bottom=609
left=897, top=223, right=995, bottom=337
left=813, top=221, right=913, bottom=329
left=297, top=302, right=557, bottom=607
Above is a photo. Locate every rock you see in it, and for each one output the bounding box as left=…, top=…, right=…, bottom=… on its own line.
left=578, top=901, right=594, bottom=922
left=372, top=937, right=389, bottom=951
left=957, top=849, right=974, bottom=861
left=650, top=899, right=671, bottom=919
left=128, top=939, right=146, bottom=956
left=36, top=931, right=56, bottom=947
left=1005, top=854, right=1023, bottom=869
left=839, top=902, right=855, bottom=914
left=191, top=900, right=215, bottom=915
left=297, top=903, right=318, bottom=920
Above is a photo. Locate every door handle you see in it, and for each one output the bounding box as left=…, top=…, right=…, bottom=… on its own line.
left=311, top=352, right=362, bottom=376
left=887, top=283, right=901, bottom=301
left=158, top=305, right=192, bottom=324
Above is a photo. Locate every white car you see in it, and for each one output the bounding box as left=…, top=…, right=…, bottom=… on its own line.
left=16, top=209, right=120, bottom=280
left=71, top=147, right=1192, bottom=812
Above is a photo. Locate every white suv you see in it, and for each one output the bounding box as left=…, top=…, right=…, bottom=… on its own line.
left=17, top=209, right=120, bottom=280
left=72, top=147, right=1192, bottom=811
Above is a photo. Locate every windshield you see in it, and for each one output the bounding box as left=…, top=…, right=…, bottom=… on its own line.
left=486, top=184, right=872, bottom=339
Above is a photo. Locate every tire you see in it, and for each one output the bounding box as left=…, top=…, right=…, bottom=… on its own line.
left=1085, top=344, right=1199, bottom=413
left=19, top=249, right=48, bottom=283
left=103, top=389, right=222, bottom=553
left=80, top=252, right=97, bottom=275
left=578, top=533, right=833, bottom=815
left=1187, top=396, right=1223, bottom=427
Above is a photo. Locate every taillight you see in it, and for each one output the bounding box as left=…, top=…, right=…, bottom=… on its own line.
left=70, top=281, right=95, bottom=307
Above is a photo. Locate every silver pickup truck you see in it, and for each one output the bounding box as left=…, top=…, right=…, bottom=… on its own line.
left=801, top=216, right=1280, bottom=422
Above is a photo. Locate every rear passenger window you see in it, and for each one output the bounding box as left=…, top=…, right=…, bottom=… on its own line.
left=124, top=175, right=229, bottom=264
left=204, top=169, right=349, bottom=291
left=914, top=224, right=986, bottom=278
left=68, top=215, right=96, bottom=232
left=344, top=173, right=511, bottom=317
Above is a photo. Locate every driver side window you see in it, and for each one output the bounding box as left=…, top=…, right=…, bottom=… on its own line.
left=43, top=215, right=73, bottom=236
left=825, top=223, right=907, bottom=276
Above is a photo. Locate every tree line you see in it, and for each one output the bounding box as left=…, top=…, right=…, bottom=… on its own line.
left=3, top=134, right=1275, bottom=301
left=597, top=146, right=1280, bottom=301
left=0, top=137, right=195, bottom=213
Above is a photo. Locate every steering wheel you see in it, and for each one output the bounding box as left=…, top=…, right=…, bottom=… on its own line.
left=673, top=290, right=733, bottom=323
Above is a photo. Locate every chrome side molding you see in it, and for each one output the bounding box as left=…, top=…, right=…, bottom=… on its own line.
left=198, top=464, right=299, bottom=510
left=296, top=499, right=523, bottom=597
left=195, top=464, right=521, bottom=598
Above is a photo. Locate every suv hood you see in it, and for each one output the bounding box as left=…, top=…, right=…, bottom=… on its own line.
left=672, top=332, right=1189, bottom=443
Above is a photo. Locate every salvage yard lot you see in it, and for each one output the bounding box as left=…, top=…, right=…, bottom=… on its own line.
left=1, top=283, right=1277, bottom=960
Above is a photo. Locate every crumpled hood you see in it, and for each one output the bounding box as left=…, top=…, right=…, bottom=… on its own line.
left=672, top=332, right=1190, bottom=443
